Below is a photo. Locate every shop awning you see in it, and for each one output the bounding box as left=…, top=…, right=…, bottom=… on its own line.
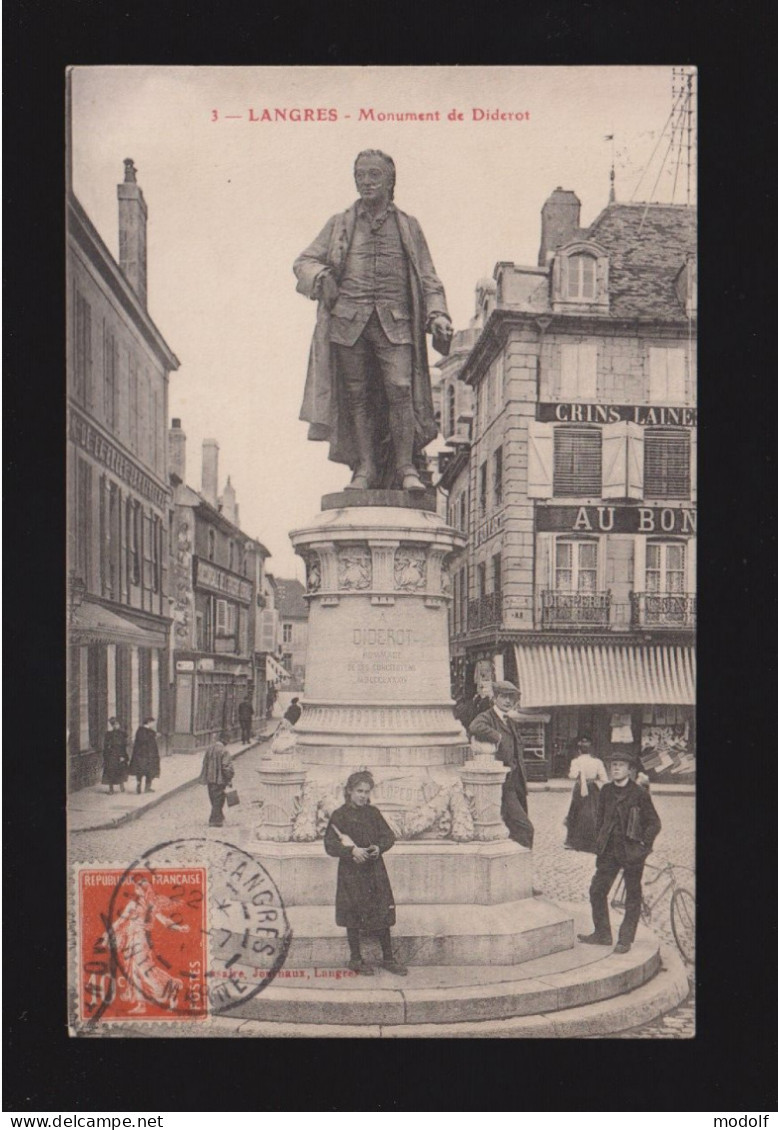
left=265, top=654, right=291, bottom=683
left=514, top=644, right=695, bottom=708
left=70, top=600, right=167, bottom=649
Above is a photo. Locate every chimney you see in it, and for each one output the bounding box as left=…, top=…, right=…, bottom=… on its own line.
left=117, top=158, right=148, bottom=306
left=201, top=439, right=219, bottom=507
left=538, top=187, right=581, bottom=266
left=168, top=418, right=186, bottom=483
left=220, top=476, right=239, bottom=526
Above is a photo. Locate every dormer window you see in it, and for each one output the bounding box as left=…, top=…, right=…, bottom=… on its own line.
left=568, top=253, right=596, bottom=300
left=552, top=241, right=609, bottom=313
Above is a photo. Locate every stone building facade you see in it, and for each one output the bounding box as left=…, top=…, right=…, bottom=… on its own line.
left=67, top=161, right=180, bottom=790
left=273, top=578, right=309, bottom=691
left=168, top=422, right=269, bottom=751
left=445, top=189, right=697, bottom=781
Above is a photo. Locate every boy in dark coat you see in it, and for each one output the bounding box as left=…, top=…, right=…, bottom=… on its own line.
left=324, top=770, right=406, bottom=976
left=237, top=696, right=254, bottom=744
left=578, top=750, right=662, bottom=954
left=129, top=718, right=160, bottom=794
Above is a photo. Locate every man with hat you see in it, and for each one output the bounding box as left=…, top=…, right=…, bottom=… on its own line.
left=468, top=680, right=534, bottom=850
left=577, top=750, right=662, bottom=954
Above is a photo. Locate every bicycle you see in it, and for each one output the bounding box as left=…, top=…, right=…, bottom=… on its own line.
left=610, top=858, right=695, bottom=963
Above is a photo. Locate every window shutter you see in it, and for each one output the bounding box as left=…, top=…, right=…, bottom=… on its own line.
left=686, top=537, right=696, bottom=595
left=597, top=535, right=608, bottom=595
left=535, top=533, right=553, bottom=622
left=667, top=350, right=686, bottom=403
left=560, top=345, right=577, bottom=398
left=578, top=343, right=598, bottom=400
left=626, top=421, right=645, bottom=500
left=216, top=599, right=227, bottom=632
left=690, top=430, right=697, bottom=502
left=648, top=348, right=667, bottom=403
left=601, top=421, right=628, bottom=498
left=527, top=421, right=554, bottom=498
left=633, top=535, right=646, bottom=593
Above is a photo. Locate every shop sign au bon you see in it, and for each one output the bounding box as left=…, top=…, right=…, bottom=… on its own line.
left=536, top=505, right=697, bottom=534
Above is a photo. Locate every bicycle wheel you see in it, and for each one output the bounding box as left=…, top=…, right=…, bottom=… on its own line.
left=671, top=887, right=696, bottom=963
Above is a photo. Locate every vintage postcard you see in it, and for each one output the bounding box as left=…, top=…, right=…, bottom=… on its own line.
left=66, top=65, right=696, bottom=1037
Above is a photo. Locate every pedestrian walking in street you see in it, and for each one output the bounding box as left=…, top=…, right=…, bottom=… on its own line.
left=265, top=683, right=278, bottom=718
left=101, top=717, right=128, bottom=794
left=129, top=717, right=160, bottom=794
left=324, top=770, right=407, bottom=976
left=238, top=695, right=254, bottom=744
left=469, top=680, right=534, bottom=850
left=284, top=697, right=302, bottom=726
left=577, top=750, right=662, bottom=954
left=199, top=735, right=235, bottom=827
left=563, top=734, right=609, bottom=853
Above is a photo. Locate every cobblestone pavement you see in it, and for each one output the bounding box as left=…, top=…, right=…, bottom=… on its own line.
left=69, top=756, right=695, bottom=1037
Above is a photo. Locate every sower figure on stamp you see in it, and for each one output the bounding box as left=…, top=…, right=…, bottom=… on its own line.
left=294, top=150, right=453, bottom=492
left=577, top=750, right=662, bottom=954
left=324, top=771, right=407, bottom=977
left=199, top=734, right=235, bottom=827
left=469, top=680, right=535, bottom=852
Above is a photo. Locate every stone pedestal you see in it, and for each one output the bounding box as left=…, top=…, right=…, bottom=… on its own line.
left=289, top=492, right=468, bottom=767
left=245, top=492, right=575, bottom=982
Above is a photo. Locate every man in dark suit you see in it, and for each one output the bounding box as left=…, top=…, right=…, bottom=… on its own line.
left=577, top=750, right=662, bottom=954
left=469, top=680, right=534, bottom=850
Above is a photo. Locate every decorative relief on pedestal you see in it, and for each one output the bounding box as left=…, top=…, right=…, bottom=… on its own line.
left=290, top=774, right=475, bottom=842
left=304, top=552, right=321, bottom=593
left=256, top=758, right=308, bottom=842
left=337, top=548, right=372, bottom=591
left=394, top=549, right=427, bottom=592
left=460, top=751, right=510, bottom=841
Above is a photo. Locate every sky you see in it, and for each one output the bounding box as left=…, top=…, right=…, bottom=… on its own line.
left=70, top=66, right=694, bottom=578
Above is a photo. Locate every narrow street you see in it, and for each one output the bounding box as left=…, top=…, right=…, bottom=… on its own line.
left=70, top=749, right=695, bottom=1037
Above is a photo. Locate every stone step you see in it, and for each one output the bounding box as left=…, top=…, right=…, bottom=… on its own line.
left=248, top=839, right=533, bottom=906
left=224, top=905, right=683, bottom=1029
left=281, top=897, right=573, bottom=968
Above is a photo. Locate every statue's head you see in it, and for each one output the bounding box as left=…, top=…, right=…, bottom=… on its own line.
left=354, top=149, right=396, bottom=203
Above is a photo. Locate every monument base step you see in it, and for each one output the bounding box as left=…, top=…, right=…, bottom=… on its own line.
left=282, top=897, right=573, bottom=967
left=223, top=905, right=687, bottom=1031
left=246, top=839, right=533, bottom=906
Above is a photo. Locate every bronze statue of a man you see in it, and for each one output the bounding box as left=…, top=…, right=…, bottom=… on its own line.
left=294, top=150, right=453, bottom=493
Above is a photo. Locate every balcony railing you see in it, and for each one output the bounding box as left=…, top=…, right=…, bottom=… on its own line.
left=468, top=593, right=503, bottom=631
left=630, top=592, right=696, bottom=629
left=541, top=590, right=612, bottom=630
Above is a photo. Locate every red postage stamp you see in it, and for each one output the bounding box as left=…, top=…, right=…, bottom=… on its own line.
left=77, top=867, right=208, bottom=1023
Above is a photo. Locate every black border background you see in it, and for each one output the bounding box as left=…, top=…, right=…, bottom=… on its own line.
left=4, top=0, right=775, bottom=1113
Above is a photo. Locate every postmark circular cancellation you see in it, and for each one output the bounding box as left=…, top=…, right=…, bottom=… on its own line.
left=75, top=838, right=291, bottom=1029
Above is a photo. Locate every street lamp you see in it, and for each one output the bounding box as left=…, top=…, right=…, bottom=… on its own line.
left=68, top=570, right=86, bottom=623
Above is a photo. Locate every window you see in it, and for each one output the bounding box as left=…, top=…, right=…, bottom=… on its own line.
left=151, top=514, right=161, bottom=593
left=73, top=290, right=92, bottom=407
left=446, top=384, right=456, bottom=437
left=75, top=457, right=92, bottom=583
left=646, top=542, right=686, bottom=594
left=493, top=446, right=503, bottom=507
left=644, top=429, right=691, bottom=499
left=568, top=254, right=596, bottom=300
left=559, top=343, right=597, bottom=400
left=282, top=623, right=293, bottom=644
left=103, top=326, right=118, bottom=430
left=492, top=552, right=502, bottom=595
left=129, top=358, right=139, bottom=452
left=100, top=477, right=121, bottom=600
left=649, top=348, right=686, bottom=403
left=555, top=540, right=598, bottom=593
left=479, top=460, right=488, bottom=514
left=208, top=529, right=216, bottom=561
left=477, top=562, right=487, bottom=599
left=228, top=540, right=235, bottom=572
left=459, top=490, right=468, bottom=532
left=127, top=499, right=141, bottom=587
left=553, top=427, right=602, bottom=496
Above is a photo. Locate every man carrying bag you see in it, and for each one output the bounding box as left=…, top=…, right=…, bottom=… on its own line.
left=199, top=734, right=235, bottom=828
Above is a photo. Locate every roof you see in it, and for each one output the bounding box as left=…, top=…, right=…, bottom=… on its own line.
left=583, top=202, right=696, bottom=320
left=274, top=577, right=308, bottom=618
